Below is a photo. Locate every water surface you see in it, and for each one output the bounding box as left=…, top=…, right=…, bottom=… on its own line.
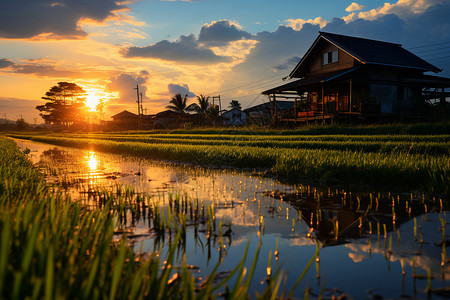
left=17, top=138, right=450, bottom=299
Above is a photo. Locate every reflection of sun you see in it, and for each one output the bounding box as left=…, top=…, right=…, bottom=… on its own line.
left=87, top=151, right=98, bottom=171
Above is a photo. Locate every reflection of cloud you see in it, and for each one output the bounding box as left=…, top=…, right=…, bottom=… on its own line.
left=0, top=0, right=129, bottom=39
left=348, top=252, right=367, bottom=263
left=215, top=205, right=256, bottom=227
left=287, top=237, right=316, bottom=247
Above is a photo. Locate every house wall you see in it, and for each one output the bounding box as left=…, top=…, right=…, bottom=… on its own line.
left=370, top=84, right=397, bottom=114
left=307, top=43, right=355, bottom=77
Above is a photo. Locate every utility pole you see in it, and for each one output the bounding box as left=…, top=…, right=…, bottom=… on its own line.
left=134, top=85, right=141, bottom=130
left=212, top=95, right=222, bottom=114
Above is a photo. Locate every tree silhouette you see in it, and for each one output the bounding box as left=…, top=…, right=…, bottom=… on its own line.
left=229, top=100, right=242, bottom=110
left=188, top=94, right=210, bottom=114
left=206, top=104, right=220, bottom=126
left=36, top=82, right=87, bottom=127
left=166, top=93, right=187, bottom=113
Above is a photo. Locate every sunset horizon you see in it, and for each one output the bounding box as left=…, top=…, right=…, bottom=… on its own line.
left=1, top=0, right=450, bottom=125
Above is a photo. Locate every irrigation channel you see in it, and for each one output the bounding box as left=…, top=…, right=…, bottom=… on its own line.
left=15, top=138, right=450, bottom=299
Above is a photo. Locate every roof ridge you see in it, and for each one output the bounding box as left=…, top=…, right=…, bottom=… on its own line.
left=319, top=31, right=402, bottom=47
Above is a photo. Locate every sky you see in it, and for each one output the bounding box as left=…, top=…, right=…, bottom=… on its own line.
left=1, top=0, right=450, bottom=123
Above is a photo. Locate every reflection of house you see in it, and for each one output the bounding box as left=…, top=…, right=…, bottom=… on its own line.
left=244, top=101, right=295, bottom=125
left=222, top=108, right=246, bottom=126
left=262, top=31, right=450, bottom=123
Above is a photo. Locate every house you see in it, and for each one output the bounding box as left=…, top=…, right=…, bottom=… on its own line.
left=110, top=110, right=139, bottom=129
left=222, top=108, right=246, bottom=126
left=262, top=31, right=450, bottom=123
left=244, top=100, right=295, bottom=125
left=110, top=110, right=155, bottom=130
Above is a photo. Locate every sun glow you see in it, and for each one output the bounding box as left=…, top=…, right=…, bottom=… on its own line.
left=86, top=91, right=101, bottom=112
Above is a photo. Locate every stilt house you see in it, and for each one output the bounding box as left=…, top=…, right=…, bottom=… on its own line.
left=262, top=32, right=450, bottom=123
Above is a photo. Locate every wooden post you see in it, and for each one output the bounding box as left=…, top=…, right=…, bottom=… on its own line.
left=294, top=97, right=297, bottom=123
left=349, top=80, right=352, bottom=113
left=273, top=94, right=277, bottom=125
left=321, top=85, right=325, bottom=123
left=441, top=87, right=446, bottom=113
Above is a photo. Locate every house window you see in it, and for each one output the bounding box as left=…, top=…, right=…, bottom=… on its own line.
left=323, top=50, right=338, bottom=65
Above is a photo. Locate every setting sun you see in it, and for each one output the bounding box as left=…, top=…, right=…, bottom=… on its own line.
left=85, top=91, right=101, bottom=112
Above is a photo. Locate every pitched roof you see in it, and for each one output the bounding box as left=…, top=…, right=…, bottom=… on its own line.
left=111, top=110, right=138, bottom=119
left=289, top=32, right=441, bottom=78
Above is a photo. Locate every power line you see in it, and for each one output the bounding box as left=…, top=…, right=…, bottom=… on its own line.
left=427, top=55, right=450, bottom=61
left=421, top=51, right=450, bottom=58
left=408, top=40, right=450, bottom=50
left=413, top=46, right=450, bottom=54
left=208, top=72, right=288, bottom=95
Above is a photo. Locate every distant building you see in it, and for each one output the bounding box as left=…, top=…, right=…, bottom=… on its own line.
left=244, top=101, right=295, bottom=125
left=110, top=110, right=139, bottom=129
left=222, top=108, right=246, bottom=126
left=262, top=31, right=450, bottom=123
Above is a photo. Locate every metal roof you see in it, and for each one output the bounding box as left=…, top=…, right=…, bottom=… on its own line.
left=289, top=32, right=441, bottom=78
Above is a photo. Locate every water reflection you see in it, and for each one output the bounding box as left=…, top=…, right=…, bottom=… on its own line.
left=17, top=138, right=450, bottom=299
left=86, top=151, right=98, bottom=171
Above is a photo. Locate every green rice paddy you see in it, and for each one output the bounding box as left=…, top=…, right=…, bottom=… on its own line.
left=8, top=123, right=450, bottom=193
left=0, top=137, right=313, bottom=299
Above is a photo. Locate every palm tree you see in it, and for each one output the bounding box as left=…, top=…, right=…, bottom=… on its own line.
left=229, top=100, right=242, bottom=110
left=196, top=94, right=210, bottom=115
left=166, top=93, right=189, bottom=113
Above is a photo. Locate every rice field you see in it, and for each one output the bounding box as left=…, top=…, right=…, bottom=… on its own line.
left=0, top=137, right=314, bottom=299
left=8, top=124, right=450, bottom=193
left=2, top=127, right=450, bottom=299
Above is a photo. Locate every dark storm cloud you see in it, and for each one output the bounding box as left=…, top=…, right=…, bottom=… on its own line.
left=168, top=83, right=196, bottom=98
left=106, top=71, right=149, bottom=104
left=0, top=59, right=15, bottom=68
left=121, top=34, right=232, bottom=65
left=0, top=0, right=128, bottom=39
left=198, top=20, right=253, bottom=46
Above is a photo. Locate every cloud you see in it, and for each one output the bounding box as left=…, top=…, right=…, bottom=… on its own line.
left=10, top=64, right=81, bottom=78
left=106, top=71, right=149, bottom=104
left=285, top=17, right=328, bottom=31
left=0, top=0, right=129, bottom=40
left=354, top=0, right=444, bottom=21
left=0, top=59, right=15, bottom=68
left=168, top=84, right=196, bottom=98
left=273, top=56, right=301, bottom=72
left=121, top=34, right=232, bottom=65
left=346, top=2, right=365, bottom=12
left=198, top=20, right=253, bottom=46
